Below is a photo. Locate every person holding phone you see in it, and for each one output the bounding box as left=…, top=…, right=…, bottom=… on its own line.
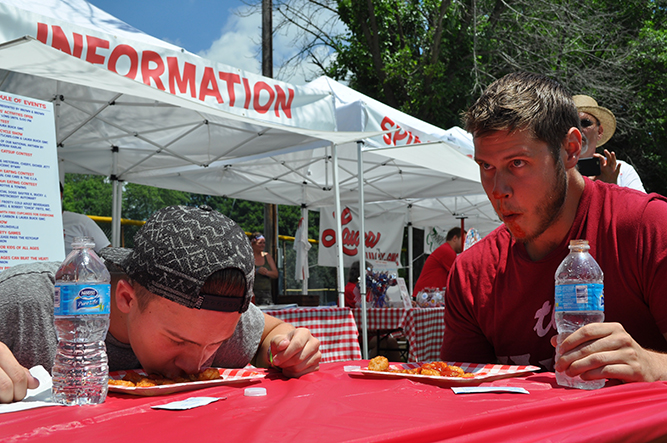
left=573, top=95, right=646, bottom=192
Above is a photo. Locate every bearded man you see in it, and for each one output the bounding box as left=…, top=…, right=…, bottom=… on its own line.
left=440, top=72, right=667, bottom=385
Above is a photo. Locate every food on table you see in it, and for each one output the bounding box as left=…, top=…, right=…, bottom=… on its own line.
left=108, top=368, right=223, bottom=387
left=367, top=357, right=475, bottom=378
left=367, top=355, right=389, bottom=371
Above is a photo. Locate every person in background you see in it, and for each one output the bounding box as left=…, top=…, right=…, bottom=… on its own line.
left=60, top=182, right=110, bottom=255
left=441, top=72, right=667, bottom=384
left=413, top=227, right=464, bottom=295
left=573, top=95, right=646, bottom=192
left=344, top=261, right=361, bottom=308
left=0, top=205, right=321, bottom=404
left=249, top=232, right=278, bottom=305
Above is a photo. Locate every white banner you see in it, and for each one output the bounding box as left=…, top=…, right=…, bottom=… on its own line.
left=423, top=226, right=448, bottom=255
left=318, top=206, right=405, bottom=270
left=0, top=1, right=335, bottom=131
left=0, top=90, right=63, bottom=270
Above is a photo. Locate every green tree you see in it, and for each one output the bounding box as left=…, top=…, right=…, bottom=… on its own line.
left=62, top=174, right=113, bottom=216
left=266, top=0, right=667, bottom=194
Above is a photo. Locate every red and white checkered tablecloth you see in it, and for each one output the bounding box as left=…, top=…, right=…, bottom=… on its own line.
left=402, top=308, right=446, bottom=362
left=264, top=307, right=362, bottom=363
left=352, top=307, right=406, bottom=331
left=352, top=307, right=446, bottom=362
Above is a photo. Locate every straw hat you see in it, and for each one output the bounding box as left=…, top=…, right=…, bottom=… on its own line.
left=572, top=95, right=616, bottom=147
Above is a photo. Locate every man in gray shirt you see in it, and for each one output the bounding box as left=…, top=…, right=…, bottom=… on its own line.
left=0, top=205, right=321, bottom=403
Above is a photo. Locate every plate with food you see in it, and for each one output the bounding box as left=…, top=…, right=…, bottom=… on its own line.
left=108, top=367, right=265, bottom=396
left=345, top=356, right=540, bottom=386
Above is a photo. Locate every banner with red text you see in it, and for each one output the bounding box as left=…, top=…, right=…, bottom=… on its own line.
left=0, top=0, right=335, bottom=131
left=0, top=89, right=64, bottom=270
left=317, top=206, right=405, bottom=270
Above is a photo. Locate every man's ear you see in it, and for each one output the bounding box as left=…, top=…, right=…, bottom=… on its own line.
left=563, top=127, right=582, bottom=169
left=115, top=279, right=136, bottom=314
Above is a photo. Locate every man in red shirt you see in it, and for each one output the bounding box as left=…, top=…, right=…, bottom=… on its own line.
left=413, top=227, right=464, bottom=295
left=441, top=72, right=667, bottom=384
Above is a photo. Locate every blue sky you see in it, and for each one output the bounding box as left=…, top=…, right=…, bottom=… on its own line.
left=88, top=0, right=247, bottom=54
left=86, top=0, right=333, bottom=84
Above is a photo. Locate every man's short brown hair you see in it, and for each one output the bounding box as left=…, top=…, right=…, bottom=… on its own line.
left=464, top=72, right=580, bottom=162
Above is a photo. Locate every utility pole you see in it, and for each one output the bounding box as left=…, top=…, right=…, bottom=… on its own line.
left=262, top=0, right=278, bottom=303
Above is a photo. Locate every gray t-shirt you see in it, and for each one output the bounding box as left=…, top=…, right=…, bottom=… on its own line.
left=0, top=262, right=264, bottom=373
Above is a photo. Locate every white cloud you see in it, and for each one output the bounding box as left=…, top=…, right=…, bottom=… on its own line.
left=198, top=8, right=262, bottom=75
left=198, top=3, right=344, bottom=85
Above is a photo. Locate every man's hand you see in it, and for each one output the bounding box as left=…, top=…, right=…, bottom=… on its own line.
left=266, top=328, right=321, bottom=378
left=593, top=150, right=621, bottom=184
left=551, top=322, right=667, bottom=383
left=0, top=342, right=40, bottom=403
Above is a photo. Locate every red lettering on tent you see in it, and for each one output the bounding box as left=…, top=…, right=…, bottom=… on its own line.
left=167, top=58, right=197, bottom=98
left=218, top=72, right=241, bottom=106
left=199, top=67, right=223, bottom=103
left=108, top=45, right=139, bottom=79
left=393, top=129, right=409, bottom=144
left=86, top=35, right=109, bottom=65
left=141, top=50, right=166, bottom=91
left=242, top=78, right=252, bottom=109
left=51, top=25, right=72, bottom=55
left=381, top=116, right=395, bottom=145
left=321, top=229, right=335, bottom=247
left=274, top=85, right=293, bottom=118
left=365, top=231, right=381, bottom=248
left=253, top=82, right=274, bottom=114
left=341, top=207, right=352, bottom=226
left=36, top=23, right=48, bottom=44
left=72, top=33, right=83, bottom=59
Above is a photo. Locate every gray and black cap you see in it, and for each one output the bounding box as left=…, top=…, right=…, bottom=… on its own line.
left=100, top=205, right=254, bottom=313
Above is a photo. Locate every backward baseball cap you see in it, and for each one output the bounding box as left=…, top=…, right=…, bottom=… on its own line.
left=99, top=205, right=254, bottom=313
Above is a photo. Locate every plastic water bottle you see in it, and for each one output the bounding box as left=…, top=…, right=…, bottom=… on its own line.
left=554, top=239, right=605, bottom=390
left=52, top=236, right=111, bottom=405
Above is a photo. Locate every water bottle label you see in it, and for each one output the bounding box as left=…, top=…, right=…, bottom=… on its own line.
left=555, top=283, right=604, bottom=312
left=54, top=284, right=111, bottom=316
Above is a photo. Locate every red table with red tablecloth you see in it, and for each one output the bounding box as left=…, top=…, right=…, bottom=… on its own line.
left=3, top=361, right=667, bottom=442
left=352, top=307, right=446, bottom=361
left=264, top=307, right=361, bottom=363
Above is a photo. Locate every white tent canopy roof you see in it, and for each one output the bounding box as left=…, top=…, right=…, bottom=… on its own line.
left=0, top=0, right=373, bottom=183
left=131, top=76, right=485, bottom=209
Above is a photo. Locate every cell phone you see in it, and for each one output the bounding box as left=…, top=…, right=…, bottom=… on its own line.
left=577, top=157, right=601, bottom=176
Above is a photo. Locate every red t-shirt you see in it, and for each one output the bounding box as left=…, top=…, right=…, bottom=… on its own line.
left=344, top=282, right=358, bottom=308
left=441, top=179, right=667, bottom=370
left=414, top=242, right=457, bottom=294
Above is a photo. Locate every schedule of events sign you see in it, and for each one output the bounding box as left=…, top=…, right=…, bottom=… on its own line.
left=0, top=90, right=63, bottom=270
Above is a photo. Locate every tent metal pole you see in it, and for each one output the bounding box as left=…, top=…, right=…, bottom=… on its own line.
left=300, top=202, right=308, bottom=296
left=408, top=206, right=414, bottom=295
left=331, top=144, right=346, bottom=308
left=357, top=141, right=369, bottom=360
left=110, top=146, right=122, bottom=247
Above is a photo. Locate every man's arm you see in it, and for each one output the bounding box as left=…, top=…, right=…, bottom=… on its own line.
left=0, top=342, right=39, bottom=403
left=254, top=313, right=320, bottom=378
left=552, top=324, right=667, bottom=383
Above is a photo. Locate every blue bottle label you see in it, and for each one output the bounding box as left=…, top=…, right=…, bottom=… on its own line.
left=54, top=284, right=110, bottom=316
left=554, top=283, right=604, bottom=312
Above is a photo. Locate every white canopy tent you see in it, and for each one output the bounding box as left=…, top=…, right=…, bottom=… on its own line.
left=0, top=0, right=375, bottom=245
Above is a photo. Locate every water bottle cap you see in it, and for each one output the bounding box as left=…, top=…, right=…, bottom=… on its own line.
left=71, top=236, right=95, bottom=249
left=568, top=239, right=590, bottom=250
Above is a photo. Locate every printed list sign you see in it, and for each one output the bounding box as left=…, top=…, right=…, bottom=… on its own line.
left=0, top=90, right=64, bottom=270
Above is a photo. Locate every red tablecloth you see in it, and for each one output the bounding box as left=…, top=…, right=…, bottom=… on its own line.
left=352, top=307, right=446, bottom=361
left=264, top=307, right=361, bottom=363
left=4, top=361, right=667, bottom=442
